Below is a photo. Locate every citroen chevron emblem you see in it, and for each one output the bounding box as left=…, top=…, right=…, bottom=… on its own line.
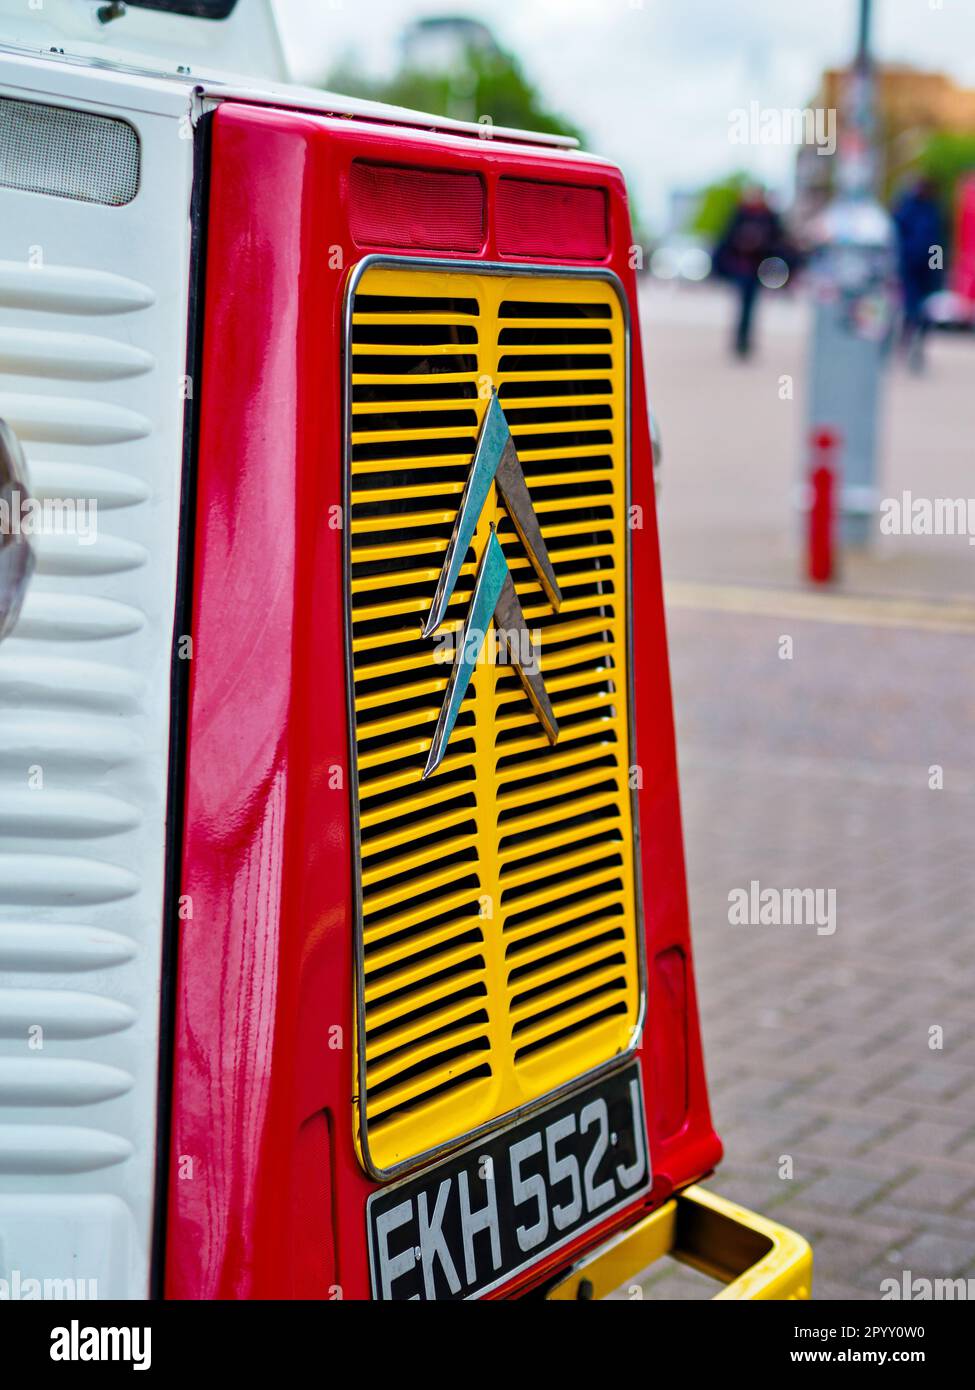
left=421, top=391, right=563, bottom=780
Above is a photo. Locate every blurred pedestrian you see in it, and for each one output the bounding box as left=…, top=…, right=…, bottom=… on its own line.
left=892, top=175, right=943, bottom=373
left=713, top=186, right=787, bottom=358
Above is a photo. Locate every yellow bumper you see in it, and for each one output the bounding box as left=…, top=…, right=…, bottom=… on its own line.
left=545, top=1184, right=812, bottom=1301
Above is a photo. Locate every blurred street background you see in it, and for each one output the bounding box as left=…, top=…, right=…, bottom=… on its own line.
left=277, top=0, right=975, bottom=1296
left=643, top=278, right=975, bottom=1299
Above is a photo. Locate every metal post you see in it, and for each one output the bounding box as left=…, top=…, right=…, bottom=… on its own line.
left=805, top=0, right=895, bottom=550
left=855, top=0, right=872, bottom=71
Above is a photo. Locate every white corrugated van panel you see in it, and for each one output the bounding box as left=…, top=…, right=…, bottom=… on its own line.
left=0, top=57, right=195, bottom=1301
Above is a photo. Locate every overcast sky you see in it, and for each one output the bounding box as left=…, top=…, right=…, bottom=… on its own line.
left=273, top=0, right=975, bottom=228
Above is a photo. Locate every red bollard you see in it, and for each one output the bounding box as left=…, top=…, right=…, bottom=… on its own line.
left=808, top=429, right=838, bottom=584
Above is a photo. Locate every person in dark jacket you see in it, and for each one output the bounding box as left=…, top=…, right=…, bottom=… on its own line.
left=892, top=176, right=943, bottom=372
left=713, top=186, right=787, bottom=358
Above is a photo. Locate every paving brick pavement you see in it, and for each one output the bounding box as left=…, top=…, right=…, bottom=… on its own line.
left=637, top=282, right=975, bottom=1301
left=664, top=613, right=975, bottom=1301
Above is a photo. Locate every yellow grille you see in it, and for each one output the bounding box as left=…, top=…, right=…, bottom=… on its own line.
left=347, top=264, right=641, bottom=1174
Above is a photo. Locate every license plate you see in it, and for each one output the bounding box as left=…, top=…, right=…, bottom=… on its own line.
left=367, top=1062, right=651, bottom=1300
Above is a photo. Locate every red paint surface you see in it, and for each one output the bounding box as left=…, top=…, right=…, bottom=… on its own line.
left=165, top=103, right=721, bottom=1301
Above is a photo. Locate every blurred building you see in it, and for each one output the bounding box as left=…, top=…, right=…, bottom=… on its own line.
left=795, top=64, right=975, bottom=228
left=822, top=64, right=975, bottom=143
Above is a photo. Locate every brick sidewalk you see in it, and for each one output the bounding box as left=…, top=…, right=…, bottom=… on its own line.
left=635, top=285, right=975, bottom=1300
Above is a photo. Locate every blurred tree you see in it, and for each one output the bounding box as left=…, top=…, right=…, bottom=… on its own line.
left=323, top=39, right=585, bottom=144
left=690, top=172, right=750, bottom=242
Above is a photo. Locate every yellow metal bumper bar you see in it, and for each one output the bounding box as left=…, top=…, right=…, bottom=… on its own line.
left=545, top=1184, right=813, bottom=1301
